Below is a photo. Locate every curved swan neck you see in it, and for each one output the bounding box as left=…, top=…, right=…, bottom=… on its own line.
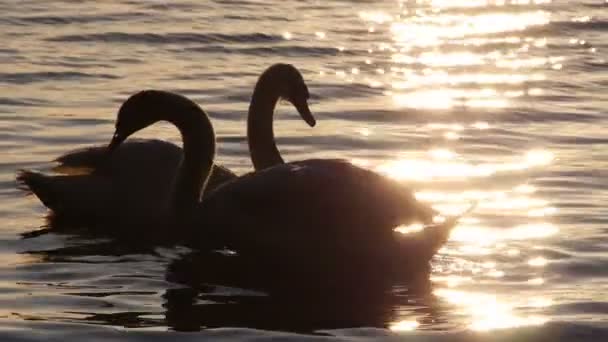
left=164, top=103, right=215, bottom=217
left=247, top=82, right=283, bottom=170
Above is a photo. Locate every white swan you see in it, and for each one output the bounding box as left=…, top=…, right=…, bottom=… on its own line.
left=104, top=90, right=462, bottom=268
left=17, top=64, right=315, bottom=226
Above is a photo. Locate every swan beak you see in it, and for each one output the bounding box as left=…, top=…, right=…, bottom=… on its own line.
left=293, top=98, right=316, bottom=127
left=107, top=132, right=126, bottom=153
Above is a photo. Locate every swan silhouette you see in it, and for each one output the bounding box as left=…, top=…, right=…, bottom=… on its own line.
left=104, top=89, right=463, bottom=268
left=17, top=64, right=315, bottom=226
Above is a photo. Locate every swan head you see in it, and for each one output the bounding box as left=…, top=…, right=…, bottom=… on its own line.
left=260, top=63, right=316, bottom=127
left=108, top=90, right=201, bottom=152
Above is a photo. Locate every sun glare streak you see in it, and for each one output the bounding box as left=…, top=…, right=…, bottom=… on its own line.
left=359, top=11, right=393, bottom=24
left=528, top=257, right=548, bottom=267
left=392, top=89, right=509, bottom=109
left=392, top=72, right=545, bottom=89
left=347, top=0, right=559, bottom=333
left=528, top=277, right=545, bottom=285
left=395, top=223, right=424, bottom=234
left=526, top=150, right=554, bottom=166
left=390, top=11, right=550, bottom=46
left=377, top=150, right=554, bottom=181
left=432, top=274, right=473, bottom=285
left=389, top=320, right=420, bottom=332
left=450, top=223, right=558, bottom=245
left=435, top=289, right=549, bottom=331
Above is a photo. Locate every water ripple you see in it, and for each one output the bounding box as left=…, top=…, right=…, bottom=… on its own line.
left=47, top=32, right=283, bottom=44
left=0, top=71, right=119, bottom=84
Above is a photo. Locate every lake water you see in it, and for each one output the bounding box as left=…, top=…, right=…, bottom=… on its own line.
left=1, top=0, right=607, bottom=340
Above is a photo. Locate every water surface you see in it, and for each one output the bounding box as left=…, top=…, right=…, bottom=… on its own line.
left=1, top=0, right=607, bottom=340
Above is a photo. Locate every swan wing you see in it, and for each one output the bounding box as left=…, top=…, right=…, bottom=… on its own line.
left=54, top=139, right=181, bottom=173
left=54, top=138, right=236, bottom=191
left=20, top=138, right=236, bottom=226
left=196, top=159, right=434, bottom=255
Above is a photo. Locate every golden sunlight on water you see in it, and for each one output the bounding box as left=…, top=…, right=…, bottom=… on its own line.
left=351, top=0, right=561, bottom=332
left=355, top=0, right=559, bottom=111
left=376, top=149, right=553, bottom=181
left=434, top=289, right=549, bottom=331
left=389, top=319, right=420, bottom=332
left=385, top=146, right=556, bottom=331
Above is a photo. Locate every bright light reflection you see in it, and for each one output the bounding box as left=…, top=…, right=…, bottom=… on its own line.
left=431, top=275, right=472, bottom=287
left=377, top=150, right=554, bottom=181
left=528, top=277, right=545, bottom=285
left=528, top=256, right=548, bottom=267
left=435, top=289, right=549, bottom=331
left=450, top=223, right=558, bottom=245
left=507, top=249, right=520, bottom=256
left=472, top=121, right=490, bottom=129
left=444, top=131, right=460, bottom=140
left=429, top=148, right=456, bottom=160
left=488, top=270, right=505, bottom=278
left=417, top=51, right=486, bottom=67
left=515, top=184, right=536, bottom=194
left=390, top=11, right=550, bottom=46
left=426, top=0, right=552, bottom=8
left=528, top=206, right=557, bottom=217
left=389, top=320, right=420, bottom=332
left=392, top=89, right=508, bottom=109
left=526, top=150, right=554, bottom=166
left=428, top=0, right=497, bottom=8
left=391, top=72, right=543, bottom=89
left=359, top=11, right=393, bottom=24
left=395, top=223, right=424, bottom=234
left=529, top=298, right=553, bottom=308
left=356, top=0, right=560, bottom=332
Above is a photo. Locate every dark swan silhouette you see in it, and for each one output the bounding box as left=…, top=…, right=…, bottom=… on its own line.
left=104, top=88, right=464, bottom=269
left=17, top=64, right=315, bottom=226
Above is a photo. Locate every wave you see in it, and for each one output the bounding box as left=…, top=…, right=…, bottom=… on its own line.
left=551, top=19, right=608, bottom=33
left=186, top=45, right=345, bottom=57
left=47, top=32, right=283, bottom=44
left=0, top=97, right=49, bottom=107
left=0, top=71, right=118, bottom=84
left=1, top=320, right=607, bottom=341
left=4, top=13, right=143, bottom=25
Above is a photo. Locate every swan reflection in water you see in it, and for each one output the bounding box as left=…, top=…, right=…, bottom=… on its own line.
left=21, top=237, right=444, bottom=333
left=163, top=250, right=441, bottom=333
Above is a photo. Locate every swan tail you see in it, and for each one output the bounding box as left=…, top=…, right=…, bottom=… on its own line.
left=16, top=169, right=112, bottom=217
left=53, top=145, right=106, bottom=172
left=410, top=202, right=477, bottom=262
left=417, top=202, right=441, bottom=225
left=17, top=170, right=49, bottom=199
left=424, top=202, right=477, bottom=260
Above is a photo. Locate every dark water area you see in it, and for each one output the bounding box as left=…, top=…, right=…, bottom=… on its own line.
left=1, top=0, right=607, bottom=340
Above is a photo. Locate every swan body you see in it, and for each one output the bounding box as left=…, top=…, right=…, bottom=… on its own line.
left=19, top=63, right=462, bottom=273
left=54, top=63, right=316, bottom=173
left=19, top=90, right=217, bottom=226
left=53, top=138, right=236, bottom=192
left=100, top=86, right=461, bottom=273
left=192, top=158, right=445, bottom=266
left=18, top=64, right=314, bottom=225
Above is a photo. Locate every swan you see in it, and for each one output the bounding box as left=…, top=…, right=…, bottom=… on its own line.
left=17, top=64, right=315, bottom=226
left=103, top=89, right=464, bottom=269
left=54, top=63, right=316, bottom=175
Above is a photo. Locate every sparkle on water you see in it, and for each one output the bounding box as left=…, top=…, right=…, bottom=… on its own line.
left=434, top=289, right=549, bottom=331
left=354, top=0, right=560, bottom=111
left=3, top=0, right=587, bottom=336
left=349, top=0, right=561, bottom=332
